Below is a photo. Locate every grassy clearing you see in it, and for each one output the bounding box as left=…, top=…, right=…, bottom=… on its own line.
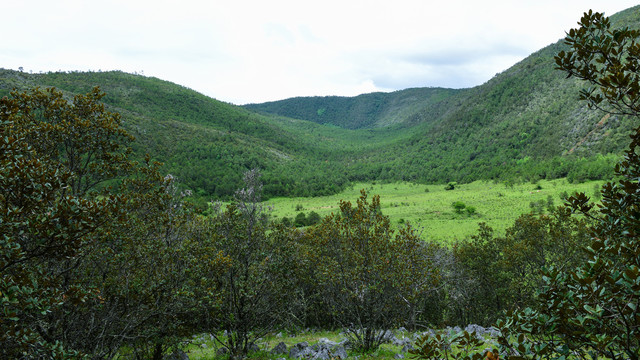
left=265, top=178, right=603, bottom=243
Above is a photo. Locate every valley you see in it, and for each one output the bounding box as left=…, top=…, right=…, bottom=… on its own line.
left=265, top=178, right=603, bottom=242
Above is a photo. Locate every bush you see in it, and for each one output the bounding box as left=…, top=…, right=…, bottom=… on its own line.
left=452, top=201, right=466, bottom=214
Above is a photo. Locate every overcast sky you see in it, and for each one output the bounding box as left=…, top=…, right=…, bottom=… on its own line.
left=2, top=1, right=638, bottom=105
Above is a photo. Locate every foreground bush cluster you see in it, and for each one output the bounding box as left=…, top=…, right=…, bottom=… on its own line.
left=2, top=10, right=640, bottom=360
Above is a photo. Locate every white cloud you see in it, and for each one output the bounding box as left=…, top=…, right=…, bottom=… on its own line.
left=1, top=0, right=638, bottom=104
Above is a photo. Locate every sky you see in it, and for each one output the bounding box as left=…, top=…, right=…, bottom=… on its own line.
left=2, top=1, right=639, bottom=105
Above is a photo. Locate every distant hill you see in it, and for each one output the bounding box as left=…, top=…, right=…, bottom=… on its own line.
left=244, top=87, right=461, bottom=130
left=2, top=5, right=639, bottom=200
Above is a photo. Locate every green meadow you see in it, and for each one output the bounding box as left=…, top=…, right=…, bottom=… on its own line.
left=265, top=178, right=603, bottom=243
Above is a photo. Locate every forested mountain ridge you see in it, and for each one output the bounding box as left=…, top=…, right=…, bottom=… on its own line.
left=244, top=87, right=462, bottom=130
left=244, top=5, right=640, bottom=184
left=1, top=5, right=639, bottom=200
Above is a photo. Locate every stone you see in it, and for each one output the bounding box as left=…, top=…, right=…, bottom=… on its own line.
left=313, top=347, right=331, bottom=360
left=271, top=342, right=288, bottom=355
left=395, top=353, right=405, bottom=359
left=331, top=345, right=348, bottom=359
left=392, top=336, right=412, bottom=347
left=289, top=341, right=312, bottom=359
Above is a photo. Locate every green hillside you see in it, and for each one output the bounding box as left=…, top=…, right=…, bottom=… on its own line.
left=244, top=87, right=461, bottom=129
left=2, top=5, right=639, bottom=201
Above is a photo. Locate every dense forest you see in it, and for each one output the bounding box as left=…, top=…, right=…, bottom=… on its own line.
left=2, top=6, right=640, bottom=360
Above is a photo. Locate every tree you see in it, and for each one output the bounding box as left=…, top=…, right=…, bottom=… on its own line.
left=496, top=11, right=640, bottom=359
left=0, top=87, right=229, bottom=359
left=556, top=10, right=640, bottom=117
left=304, top=190, right=441, bottom=352
left=210, top=169, right=298, bottom=359
left=0, top=87, right=133, bottom=358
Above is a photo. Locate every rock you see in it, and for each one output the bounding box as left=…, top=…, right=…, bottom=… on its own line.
left=380, top=329, right=394, bottom=342
left=313, top=347, right=331, bottom=360
left=289, top=341, right=313, bottom=359
left=331, top=345, right=348, bottom=359
left=200, top=343, right=207, bottom=349
left=401, top=344, right=414, bottom=353
left=271, top=342, right=288, bottom=355
left=317, top=338, right=338, bottom=347
left=392, top=337, right=412, bottom=347
left=398, top=327, right=407, bottom=333
left=164, top=349, right=189, bottom=360
left=276, top=332, right=283, bottom=338
left=395, top=353, right=405, bottom=359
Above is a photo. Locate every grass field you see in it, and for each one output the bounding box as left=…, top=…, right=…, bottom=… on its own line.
left=264, top=178, right=604, bottom=243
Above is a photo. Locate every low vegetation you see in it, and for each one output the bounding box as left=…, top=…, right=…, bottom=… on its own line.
left=265, top=179, right=603, bottom=242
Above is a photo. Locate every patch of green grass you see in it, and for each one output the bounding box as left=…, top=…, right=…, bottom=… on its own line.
left=265, top=178, right=604, bottom=243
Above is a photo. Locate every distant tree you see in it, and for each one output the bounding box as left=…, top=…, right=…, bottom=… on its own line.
left=307, top=211, right=322, bottom=225
left=294, top=212, right=308, bottom=227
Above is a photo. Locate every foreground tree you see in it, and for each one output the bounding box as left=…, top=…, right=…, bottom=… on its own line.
left=496, top=10, right=640, bottom=359
left=304, top=190, right=441, bottom=352
left=450, top=208, right=590, bottom=327
left=0, top=87, right=229, bottom=359
left=0, top=87, right=135, bottom=358
left=210, top=169, right=299, bottom=359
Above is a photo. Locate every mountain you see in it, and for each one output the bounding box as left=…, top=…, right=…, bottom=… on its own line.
left=244, top=87, right=462, bottom=130
left=2, top=6, right=639, bottom=201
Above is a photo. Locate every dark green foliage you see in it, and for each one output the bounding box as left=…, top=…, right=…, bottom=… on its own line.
left=307, top=211, right=321, bottom=226
left=410, top=331, right=493, bottom=360
left=450, top=208, right=591, bottom=326
left=244, top=87, right=461, bottom=129
left=529, top=199, right=546, bottom=214
left=209, top=169, right=299, bottom=358
left=294, top=212, right=307, bottom=227
left=496, top=10, right=640, bottom=359
left=303, top=191, right=441, bottom=352
left=0, top=87, right=230, bottom=359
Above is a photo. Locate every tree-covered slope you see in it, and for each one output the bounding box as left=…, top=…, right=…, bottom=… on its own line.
left=0, top=70, right=357, bottom=199
left=244, top=87, right=461, bottom=129
left=1, top=5, right=638, bottom=200
left=245, top=5, right=640, bottom=184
